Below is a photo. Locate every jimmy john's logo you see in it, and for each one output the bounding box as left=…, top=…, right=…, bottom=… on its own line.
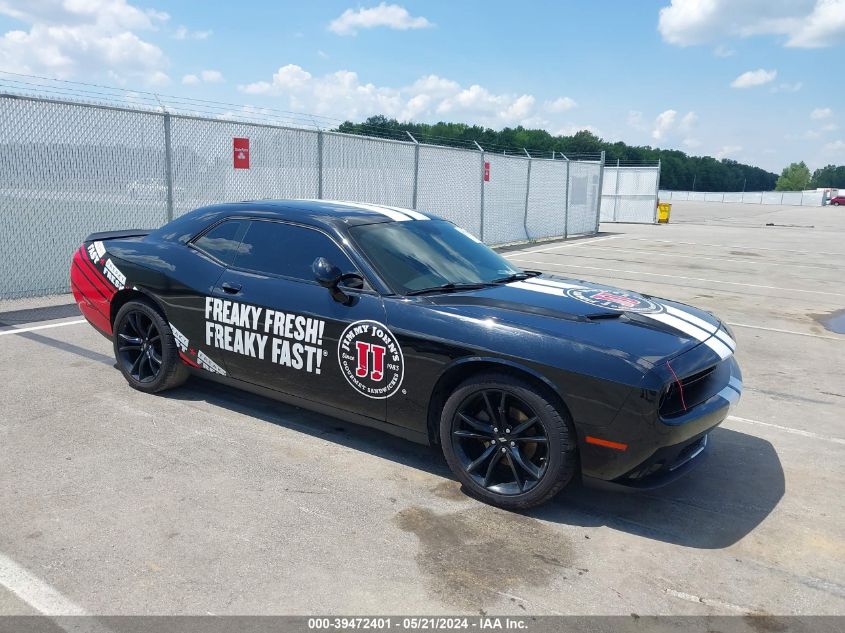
left=566, top=288, right=663, bottom=313
left=338, top=320, right=403, bottom=399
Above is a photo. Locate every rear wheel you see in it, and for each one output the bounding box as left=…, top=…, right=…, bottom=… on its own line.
left=113, top=300, right=188, bottom=393
left=440, top=373, right=577, bottom=509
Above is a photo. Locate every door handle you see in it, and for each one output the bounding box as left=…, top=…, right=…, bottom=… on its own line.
left=220, top=282, right=242, bottom=294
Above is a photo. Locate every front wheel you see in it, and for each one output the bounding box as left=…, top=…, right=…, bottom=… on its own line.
left=440, top=373, right=577, bottom=510
left=833, top=202, right=840, bottom=206
left=113, top=300, right=188, bottom=393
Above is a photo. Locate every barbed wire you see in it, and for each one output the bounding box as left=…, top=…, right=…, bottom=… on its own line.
left=0, top=70, right=613, bottom=160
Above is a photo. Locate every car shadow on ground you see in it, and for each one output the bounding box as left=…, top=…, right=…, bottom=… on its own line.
left=167, top=378, right=783, bottom=550
left=533, top=426, right=785, bottom=549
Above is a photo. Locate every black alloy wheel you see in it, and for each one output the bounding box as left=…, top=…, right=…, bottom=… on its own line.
left=440, top=373, right=576, bottom=509
left=113, top=299, right=188, bottom=393
left=452, top=389, right=550, bottom=495
left=117, top=310, right=162, bottom=383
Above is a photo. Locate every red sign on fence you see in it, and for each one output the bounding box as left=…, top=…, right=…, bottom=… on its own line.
left=233, top=137, right=250, bottom=169
left=483, top=161, right=490, bottom=182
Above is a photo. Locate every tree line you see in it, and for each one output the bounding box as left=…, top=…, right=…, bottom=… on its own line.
left=337, top=116, right=844, bottom=192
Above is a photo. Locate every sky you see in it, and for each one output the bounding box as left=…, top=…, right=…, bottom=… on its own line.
left=0, top=0, right=843, bottom=173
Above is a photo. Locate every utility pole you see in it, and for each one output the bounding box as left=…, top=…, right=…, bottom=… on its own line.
left=692, top=173, right=697, bottom=191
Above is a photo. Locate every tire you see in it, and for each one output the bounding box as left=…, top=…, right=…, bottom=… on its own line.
left=439, top=373, right=577, bottom=510
left=113, top=299, right=188, bottom=393
left=833, top=202, right=840, bottom=206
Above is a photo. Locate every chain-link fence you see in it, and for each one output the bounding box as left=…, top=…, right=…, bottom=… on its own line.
left=0, top=93, right=604, bottom=299
left=659, top=189, right=826, bottom=206
left=600, top=164, right=661, bottom=224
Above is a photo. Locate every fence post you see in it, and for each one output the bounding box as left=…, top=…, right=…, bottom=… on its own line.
left=613, top=158, right=620, bottom=222
left=407, top=131, right=420, bottom=209
left=317, top=130, right=324, bottom=199
left=564, top=157, right=570, bottom=239
left=653, top=159, right=661, bottom=224
left=594, top=151, right=606, bottom=234
left=523, top=153, right=532, bottom=242
left=474, top=141, right=485, bottom=242
left=163, top=112, right=174, bottom=222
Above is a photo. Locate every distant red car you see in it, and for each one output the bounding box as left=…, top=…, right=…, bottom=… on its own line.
left=830, top=196, right=845, bottom=206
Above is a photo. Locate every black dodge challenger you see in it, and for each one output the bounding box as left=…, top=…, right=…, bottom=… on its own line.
left=71, top=199, right=741, bottom=509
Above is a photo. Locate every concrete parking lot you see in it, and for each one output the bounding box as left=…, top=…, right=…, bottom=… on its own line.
left=1, top=200, right=843, bottom=617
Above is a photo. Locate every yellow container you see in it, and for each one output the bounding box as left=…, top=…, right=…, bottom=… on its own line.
left=657, top=202, right=671, bottom=223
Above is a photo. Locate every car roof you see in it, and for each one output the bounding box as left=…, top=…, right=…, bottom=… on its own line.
left=157, top=199, right=440, bottom=243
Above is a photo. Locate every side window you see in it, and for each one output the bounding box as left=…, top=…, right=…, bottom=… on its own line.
left=192, top=220, right=247, bottom=266
left=234, top=221, right=357, bottom=282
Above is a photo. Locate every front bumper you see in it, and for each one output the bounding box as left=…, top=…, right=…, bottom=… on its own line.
left=579, top=355, right=742, bottom=486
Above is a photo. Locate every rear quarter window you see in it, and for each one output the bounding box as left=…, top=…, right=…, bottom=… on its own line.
left=192, top=220, right=247, bottom=265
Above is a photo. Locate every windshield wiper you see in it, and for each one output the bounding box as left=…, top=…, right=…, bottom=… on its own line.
left=406, top=282, right=494, bottom=296
left=492, top=270, right=542, bottom=284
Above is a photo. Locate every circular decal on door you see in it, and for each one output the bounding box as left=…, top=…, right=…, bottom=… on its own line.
left=565, top=287, right=664, bottom=313
left=338, top=320, right=404, bottom=399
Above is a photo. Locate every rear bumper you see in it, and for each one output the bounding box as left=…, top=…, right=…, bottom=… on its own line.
left=580, top=356, right=742, bottom=486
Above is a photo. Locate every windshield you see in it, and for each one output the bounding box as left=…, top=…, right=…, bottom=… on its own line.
left=348, top=220, right=522, bottom=295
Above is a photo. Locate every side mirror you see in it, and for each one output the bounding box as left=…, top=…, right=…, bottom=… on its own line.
left=312, top=257, right=363, bottom=305
left=313, top=257, right=342, bottom=288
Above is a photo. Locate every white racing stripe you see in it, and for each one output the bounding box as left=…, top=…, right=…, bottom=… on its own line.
left=645, top=312, right=732, bottom=359
left=381, top=204, right=430, bottom=221
left=664, top=305, right=737, bottom=351
left=302, top=199, right=415, bottom=222
left=507, top=280, right=566, bottom=296
left=345, top=202, right=412, bottom=221
left=508, top=278, right=733, bottom=358
left=522, top=277, right=588, bottom=290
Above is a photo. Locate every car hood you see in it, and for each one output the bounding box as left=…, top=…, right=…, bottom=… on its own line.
left=421, top=274, right=734, bottom=370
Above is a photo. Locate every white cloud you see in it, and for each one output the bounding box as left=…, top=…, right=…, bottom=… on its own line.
left=200, top=69, right=223, bottom=83
left=658, top=0, right=845, bottom=49
left=0, top=0, right=169, bottom=84
left=823, top=139, right=845, bottom=152
left=822, top=123, right=839, bottom=131
left=627, top=110, right=647, bottom=131
left=317, top=49, right=329, bottom=59
left=731, top=68, right=777, bottom=88
left=328, top=3, right=433, bottom=36
left=771, top=81, right=803, bottom=93
left=652, top=110, right=677, bottom=141
left=238, top=64, right=583, bottom=129
left=715, top=144, right=742, bottom=159
left=174, top=25, right=212, bottom=40
left=553, top=124, right=601, bottom=137
left=544, top=97, right=577, bottom=113
left=683, top=137, right=702, bottom=148
left=811, top=107, right=833, bottom=119
left=182, top=69, right=223, bottom=85
left=651, top=109, right=696, bottom=141
left=713, top=44, right=735, bottom=57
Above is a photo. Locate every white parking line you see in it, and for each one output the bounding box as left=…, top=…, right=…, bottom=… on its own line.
left=504, top=257, right=845, bottom=298
left=508, top=234, right=623, bottom=255
left=565, top=245, right=843, bottom=271
left=727, top=415, right=845, bottom=446
left=727, top=322, right=845, bottom=342
left=0, top=319, right=86, bottom=337
left=0, top=552, right=88, bottom=615
left=623, top=237, right=845, bottom=258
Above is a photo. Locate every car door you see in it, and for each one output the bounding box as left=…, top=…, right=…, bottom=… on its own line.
left=159, top=217, right=249, bottom=376
left=210, top=219, right=388, bottom=422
